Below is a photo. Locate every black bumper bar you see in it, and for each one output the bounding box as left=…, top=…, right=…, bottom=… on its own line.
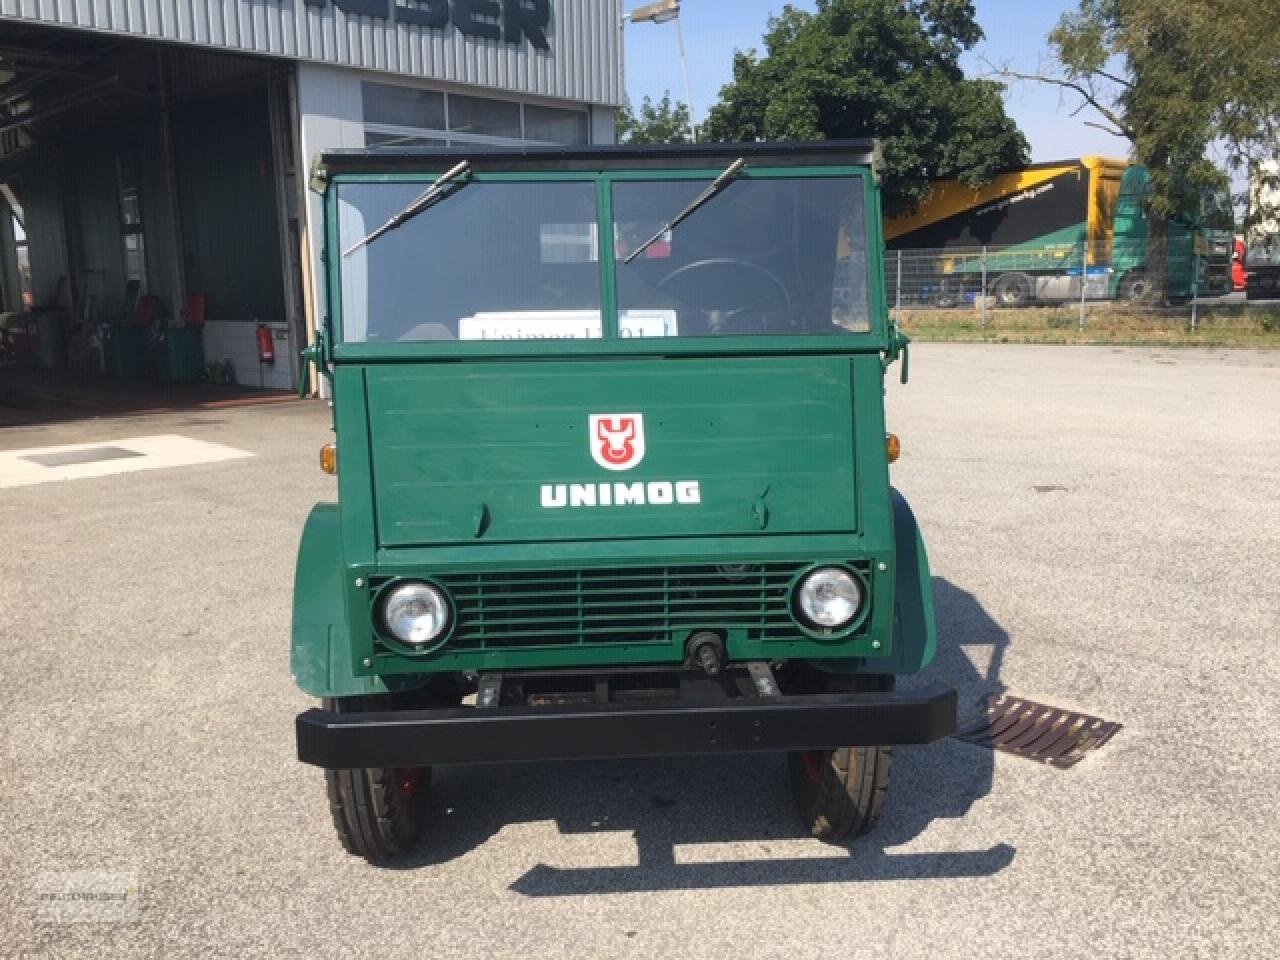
left=296, top=684, right=957, bottom=768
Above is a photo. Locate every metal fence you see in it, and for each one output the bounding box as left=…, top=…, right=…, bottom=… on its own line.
left=883, top=240, right=1259, bottom=336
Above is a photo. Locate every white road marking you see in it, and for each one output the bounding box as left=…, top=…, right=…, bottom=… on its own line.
left=0, top=434, right=253, bottom=488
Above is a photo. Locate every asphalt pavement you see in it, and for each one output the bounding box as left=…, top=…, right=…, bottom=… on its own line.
left=2, top=343, right=1278, bottom=959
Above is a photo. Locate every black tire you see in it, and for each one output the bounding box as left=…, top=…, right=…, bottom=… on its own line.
left=1117, top=269, right=1153, bottom=303
left=991, top=272, right=1032, bottom=308
left=322, top=696, right=431, bottom=864
left=788, top=673, right=894, bottom=843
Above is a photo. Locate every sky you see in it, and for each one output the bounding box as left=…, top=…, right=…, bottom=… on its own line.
left=622, top=0, right=1129, bottom=164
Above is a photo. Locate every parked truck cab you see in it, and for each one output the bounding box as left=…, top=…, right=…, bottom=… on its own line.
left=291, top=142, right=956, bottom=864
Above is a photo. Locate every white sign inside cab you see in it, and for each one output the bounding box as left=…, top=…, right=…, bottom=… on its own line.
left=457, top=310, right=678, bottom=341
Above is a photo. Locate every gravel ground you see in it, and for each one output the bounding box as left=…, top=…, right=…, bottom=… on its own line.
left=1, top=343, right=1277, bottom=959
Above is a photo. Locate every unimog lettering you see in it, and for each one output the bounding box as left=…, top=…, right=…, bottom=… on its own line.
left=539, top=481, right=702, bottom=509
left=292, top=141, right=954, bottom=865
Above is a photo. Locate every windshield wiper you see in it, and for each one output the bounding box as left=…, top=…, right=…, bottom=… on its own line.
left=623, top=157, right=747, bottom=264
left=342, top=160, right=472, bottom=257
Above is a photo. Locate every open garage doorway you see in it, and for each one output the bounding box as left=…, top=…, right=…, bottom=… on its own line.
left=0, top=25, right=304, bottom=426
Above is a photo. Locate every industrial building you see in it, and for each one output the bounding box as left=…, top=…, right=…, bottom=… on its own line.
left=0, top=1, right=623, bottom=393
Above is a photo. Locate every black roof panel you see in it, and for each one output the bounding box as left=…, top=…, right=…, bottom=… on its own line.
left=316, top=140, right=881, bottom=177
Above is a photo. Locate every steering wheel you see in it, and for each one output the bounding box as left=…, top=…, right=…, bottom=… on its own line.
left=656, top=258, right=791, bottom=335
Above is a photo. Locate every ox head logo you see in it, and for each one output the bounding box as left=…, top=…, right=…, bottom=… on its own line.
left=589, top=413, right=646, bottom=471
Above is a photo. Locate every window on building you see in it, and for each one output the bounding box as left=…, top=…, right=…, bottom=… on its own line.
left=362, top=82, right=446, bottom=129
left=524, top=104, right=589, bottom=144
left=540, top=223, right=599, bottom=264
left=447, top=94, right=522, bottom=139
left=116, top=156, right=147, bottom=291
left=361, top=82, right=590, bottom=149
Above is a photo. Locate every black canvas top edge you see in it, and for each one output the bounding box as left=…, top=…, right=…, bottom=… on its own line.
left=316, top=139, right=882, bottom=175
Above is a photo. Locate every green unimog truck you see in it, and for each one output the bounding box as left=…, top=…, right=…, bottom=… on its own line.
left=292, top=141, right=956, bottom=863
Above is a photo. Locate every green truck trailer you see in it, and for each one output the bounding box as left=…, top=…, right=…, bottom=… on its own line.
left=291, top=141, right=955, bottom=863
left=886, top=157, right=1232, bottom=306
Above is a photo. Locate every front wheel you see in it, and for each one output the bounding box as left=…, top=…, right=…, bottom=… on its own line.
left=787, top=673, right=894, bottom=842
left=322, top=696, right=431, bottom=864
left=789, top=745, right=892, bottom=842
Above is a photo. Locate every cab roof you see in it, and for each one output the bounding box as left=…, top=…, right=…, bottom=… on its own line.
left=315, top=139, right=881, bottom=179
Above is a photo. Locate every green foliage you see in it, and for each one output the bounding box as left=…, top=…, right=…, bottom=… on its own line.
left=1040, top=1, right=1259, bottom=298
left=616, top=92, right=694, bottom=145
left=1050, top=2, right=1222, bottom=219
left=1049, top=0, right=1280, bottom=228
left=704, top=0, right=1028, bottom=216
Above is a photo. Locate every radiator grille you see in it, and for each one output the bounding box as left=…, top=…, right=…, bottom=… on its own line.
left=411, top=563, right=847, bottom=650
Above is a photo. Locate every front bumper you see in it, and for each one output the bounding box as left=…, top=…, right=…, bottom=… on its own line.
left=296, top=674, right=957, bottom=768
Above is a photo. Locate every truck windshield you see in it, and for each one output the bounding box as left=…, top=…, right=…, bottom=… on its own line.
left=335, top=173, right=871, bottom=343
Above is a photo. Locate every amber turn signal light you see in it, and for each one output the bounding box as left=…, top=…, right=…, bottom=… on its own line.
left=320, top=443, right=338, bottom=475
left=886, top=433, right=901, bottom=464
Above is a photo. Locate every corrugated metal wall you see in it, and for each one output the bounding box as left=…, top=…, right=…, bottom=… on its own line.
left=15, top=158, right=69, bottom=305
left=67, top=144, right=123, bottom=310
left=173, top=88, right=285, bottom=325
left=10, top=83, right=284, bottom=330
left=0, top=0, right=623, bottom=105
left=11, top=114, right=187, bottom=322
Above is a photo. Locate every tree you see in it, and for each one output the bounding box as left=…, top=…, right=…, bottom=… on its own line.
left=616, top=92, right=694, bottom=145
left=1212, top=3, right=1280, bottom=200
left=1035, top=4, right=1220, bottom=217
left=704, top=0, right=1029, bottom=216
left=998, top=1, right=1280, bottom=294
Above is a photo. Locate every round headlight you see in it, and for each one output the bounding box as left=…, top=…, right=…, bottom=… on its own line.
left=795, top=567, right=863, bottom=630
left=378, top=581, right=450, bottom=647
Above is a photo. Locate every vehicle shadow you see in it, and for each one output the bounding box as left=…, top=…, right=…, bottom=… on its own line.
left=396, top=577, right=1013, bottom=894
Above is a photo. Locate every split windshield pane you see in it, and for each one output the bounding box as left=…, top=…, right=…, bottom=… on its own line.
left=337, top=180, right=604, bottom=342
left=612, top=176, right=871, bottom=337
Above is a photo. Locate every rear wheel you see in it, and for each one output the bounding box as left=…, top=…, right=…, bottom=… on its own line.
left=322, top=695, right=431, bottom=864
left=787, top=674, right=894, bottom=843
left=991, top=272, right=1032, bottom=307
left=1117, top=269, right=1153, bottom=303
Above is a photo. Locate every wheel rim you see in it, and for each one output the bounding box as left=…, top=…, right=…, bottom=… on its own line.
left=997, top=281, right=1025, bottom=306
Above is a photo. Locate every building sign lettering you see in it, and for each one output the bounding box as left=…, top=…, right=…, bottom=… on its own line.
left=303, top=0, right=552, bottom=50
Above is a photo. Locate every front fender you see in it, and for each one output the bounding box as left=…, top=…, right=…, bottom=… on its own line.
left=886, top=488, right=938, bottom=673
left=291, top=504, right=391, bottom=698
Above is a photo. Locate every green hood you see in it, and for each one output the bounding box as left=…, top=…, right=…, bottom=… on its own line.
left=362, top=355, right=860, bottom=547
